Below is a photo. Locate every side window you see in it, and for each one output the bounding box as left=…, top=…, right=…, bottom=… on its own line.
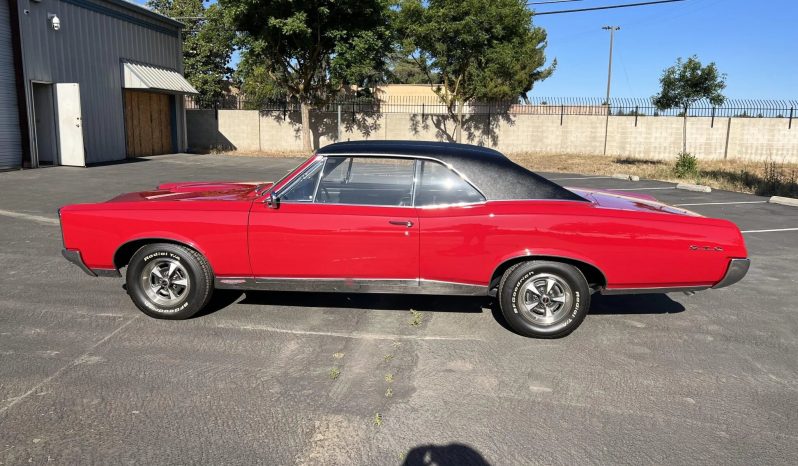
left=316, top=156, right=415, bottom=206
left=416, top=160, right=485, bottom=206
left=279, top=160, right=322, bottom=202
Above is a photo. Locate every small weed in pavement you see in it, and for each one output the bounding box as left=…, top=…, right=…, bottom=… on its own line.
left=333, top=352, right=344, bottom=359
left=409, top=309, right=423, bottom=326
left=384, top=373, right=394, bottom=384
left=373, top=413, right=383, bottom=427
left=329, top=367, right=341, bottom=380
left=383, top=354, right=394, bottom=362
left=385, top=387, right=393, bottom=398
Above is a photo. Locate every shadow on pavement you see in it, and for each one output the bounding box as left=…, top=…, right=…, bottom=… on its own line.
left=589, top=293, right=686, bottom=315
left=403, top=443, right=491, bottom=466
left=237, top=291, right=490, bottom=313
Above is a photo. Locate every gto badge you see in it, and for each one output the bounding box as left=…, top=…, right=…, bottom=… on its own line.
left=690, top=245, right=724, bottom=251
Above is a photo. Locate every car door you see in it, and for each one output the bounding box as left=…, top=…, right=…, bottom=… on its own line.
left=414, top=159, right=495, bottom=286
left=248, top=156, right=419, bottom=285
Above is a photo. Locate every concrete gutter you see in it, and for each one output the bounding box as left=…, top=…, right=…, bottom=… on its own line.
left=769, top=196, right=798, bottom=207
left=677, top=183, right=712, bottom=193
left=612, top=174, right=641, bottom=181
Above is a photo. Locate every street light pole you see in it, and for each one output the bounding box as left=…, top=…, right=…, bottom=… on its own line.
left=602, top=26, right=620, bottom=156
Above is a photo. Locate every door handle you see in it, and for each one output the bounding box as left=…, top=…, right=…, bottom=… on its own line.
left=389, top=220, right=414, bottom=228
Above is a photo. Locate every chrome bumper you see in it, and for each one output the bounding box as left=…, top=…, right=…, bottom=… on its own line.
left=62, top=248, right=97, bottom=277
left=712, top=258, right=750, bottom=289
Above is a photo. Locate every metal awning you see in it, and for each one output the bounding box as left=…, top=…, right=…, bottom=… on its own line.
left=122, top=62, right=198, bottom=94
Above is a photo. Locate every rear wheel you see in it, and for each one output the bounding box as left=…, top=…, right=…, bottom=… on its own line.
left=498, top=261, right=590, bottom=338
left=125, top=243, right=213, bottom=319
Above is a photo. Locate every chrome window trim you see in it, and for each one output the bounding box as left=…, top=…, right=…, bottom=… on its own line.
left=275, top=153, right=489, bottom=208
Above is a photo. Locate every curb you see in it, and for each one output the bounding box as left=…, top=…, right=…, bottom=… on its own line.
left=677, top=183, right=712, bottom=193
left=769, top=196, right=798, bottom=207
left=612, top=174, right=641, bottom=181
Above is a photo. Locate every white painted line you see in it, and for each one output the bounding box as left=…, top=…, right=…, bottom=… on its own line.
left=549, top=176, right=614, bottom=181
left=674, top=201, right=768, bottom=206
left=0, top=209, right=59, bottom=225
left=214, top=323, right=483, bottom=341
left=0, top=316, right=138, bottom=415
left=741, top=228, right=798, bottom=234
left=607, top=187, right=676, bottom=191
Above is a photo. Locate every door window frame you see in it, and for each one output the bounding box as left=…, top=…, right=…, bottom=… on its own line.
left=276, top=154, right=487, bottom=208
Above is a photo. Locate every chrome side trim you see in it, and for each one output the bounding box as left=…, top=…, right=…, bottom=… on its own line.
left=712, top=258, right=750, bottom=289
left=601, top=286, right=710, bottom=295
left=214, top=277, right=489, bottom=296
left=62, top=249, right=97, bottom=277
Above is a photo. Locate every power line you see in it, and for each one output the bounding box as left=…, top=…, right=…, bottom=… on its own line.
left=527, top=0, right=587, bottom=5
left=534, top=0, right=688, bottom=15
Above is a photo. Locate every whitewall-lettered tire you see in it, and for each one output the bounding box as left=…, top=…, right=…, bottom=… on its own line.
left=498, top=261, right=590, bottom=338
left=125, top=243, right=213, bottom=320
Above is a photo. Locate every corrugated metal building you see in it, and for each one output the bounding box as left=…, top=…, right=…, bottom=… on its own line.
left=1, top=0, right=197, bottom=170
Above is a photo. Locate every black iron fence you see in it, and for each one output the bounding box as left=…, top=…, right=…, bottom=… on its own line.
left=186, top=95, right=798, bottom=121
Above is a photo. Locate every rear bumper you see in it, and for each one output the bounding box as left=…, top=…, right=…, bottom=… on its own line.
left=62, top=249, right=96, bottom=276
left=61, top=249, right=120, bottom=277
left=712, top=258, right=750, bottom=289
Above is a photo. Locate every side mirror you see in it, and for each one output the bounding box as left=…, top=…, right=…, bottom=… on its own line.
left=265, top=193, right=280, bottom=209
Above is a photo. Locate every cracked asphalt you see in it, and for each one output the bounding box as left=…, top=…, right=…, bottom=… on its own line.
left=1, top=153, right=796, bottom=465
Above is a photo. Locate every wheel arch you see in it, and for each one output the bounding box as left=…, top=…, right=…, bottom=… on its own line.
left=489, top=254, right=607, bottom=295
left=113, top=237, right=211, bottom=272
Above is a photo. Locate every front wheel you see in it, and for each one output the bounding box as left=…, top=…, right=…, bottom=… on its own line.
left=125, top=243, right=213, bottom=319
left=498, top=261, right=590, bottom=338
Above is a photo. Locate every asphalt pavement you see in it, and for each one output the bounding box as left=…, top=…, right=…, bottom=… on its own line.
left=1, top=153, right=796, bottom=465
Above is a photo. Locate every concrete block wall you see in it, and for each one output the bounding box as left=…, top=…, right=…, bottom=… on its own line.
left=186, top=109, right=798, bottom=162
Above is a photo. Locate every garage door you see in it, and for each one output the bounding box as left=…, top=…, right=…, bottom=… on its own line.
left=124, top=90, right=174, bottom=157
left=0, top=0, right=22, bottom=170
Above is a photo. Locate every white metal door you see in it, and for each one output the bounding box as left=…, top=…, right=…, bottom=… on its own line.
left=54, top=83, right=85, bottom=166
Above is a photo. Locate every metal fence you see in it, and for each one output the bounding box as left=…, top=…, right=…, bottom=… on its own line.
left=186, top=95, right=798, bottom=121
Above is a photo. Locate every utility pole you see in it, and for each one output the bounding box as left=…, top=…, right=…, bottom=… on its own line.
left=602, top=26, right=620, bottom=156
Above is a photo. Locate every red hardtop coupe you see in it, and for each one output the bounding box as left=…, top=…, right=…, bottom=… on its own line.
left=59, top=141, right=749, bottom=337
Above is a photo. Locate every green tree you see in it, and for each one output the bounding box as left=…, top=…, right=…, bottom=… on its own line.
left=397, top=0, right=554, bottom=142
left=653, top=55, right=726, bottom=154
left=148, top=0, right=235, bottom=107
left=220, top=0, right=393, bottom=151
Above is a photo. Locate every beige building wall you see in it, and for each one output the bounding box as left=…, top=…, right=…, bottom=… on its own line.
left=187, top=110, right=798, bottom=163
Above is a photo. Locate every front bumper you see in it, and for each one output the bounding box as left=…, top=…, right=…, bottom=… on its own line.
left=712, top=258, right=750, bottom=289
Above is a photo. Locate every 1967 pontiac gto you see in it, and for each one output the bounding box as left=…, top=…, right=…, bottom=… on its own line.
left=59, top=141, right=749, bottom=338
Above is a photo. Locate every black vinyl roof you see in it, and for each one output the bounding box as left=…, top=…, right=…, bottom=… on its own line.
left=317, top=141, right=586, bottom=202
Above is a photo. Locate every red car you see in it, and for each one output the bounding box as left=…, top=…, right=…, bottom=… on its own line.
left=59, top=141, right=749, bottom=338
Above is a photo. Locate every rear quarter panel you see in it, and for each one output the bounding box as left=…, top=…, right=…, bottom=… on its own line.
left=60, top=201, right=252, bottom=275
left=418, top=200, right=746, bottom=289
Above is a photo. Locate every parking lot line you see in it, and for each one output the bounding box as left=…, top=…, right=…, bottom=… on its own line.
left=741, top=227, right=798, bottom=234
left=549, top=176, right=614, bottom=181
left=214, top=322, right=484, bottom=341
left=674, top=201, right=768, bottom=206
left=0, top=209, right=59, bottom=225
left=0, top=316, right=138, bottom=415
left=606, top=187, right=677, bottom=191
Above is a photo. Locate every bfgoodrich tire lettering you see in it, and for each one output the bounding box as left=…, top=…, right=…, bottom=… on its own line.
left=498, top=260, right=590, bottom=338
left=125, top=243, right=213, bottom=320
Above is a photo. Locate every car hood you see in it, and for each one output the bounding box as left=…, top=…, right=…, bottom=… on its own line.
left=106, top=181, right=273, bottom=203
left=568, top=187, right=701, bottom=217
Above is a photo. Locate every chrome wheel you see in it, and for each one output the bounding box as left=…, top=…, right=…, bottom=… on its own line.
left=140, top=258, right=190, bottom=307
left=518, top=273, right=572, bottom=326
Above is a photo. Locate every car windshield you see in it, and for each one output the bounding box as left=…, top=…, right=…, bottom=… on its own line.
left=258, top=154, right=318, bottom=195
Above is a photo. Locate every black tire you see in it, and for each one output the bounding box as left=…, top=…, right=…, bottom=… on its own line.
left=125, top=243, right=213, bottom=319
left=498, top=260, right=590, bottom=338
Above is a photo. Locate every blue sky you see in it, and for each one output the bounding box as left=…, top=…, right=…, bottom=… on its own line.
left=134, top=0, right=796, bottom=99
left=529, top=0, right=797, bottom=98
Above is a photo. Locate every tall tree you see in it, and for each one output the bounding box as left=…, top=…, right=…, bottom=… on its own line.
left=221, top=0, right=393, bottom=151
left=397, top=0, right=555, bottom=142
left=148, top=0, right=235, bottom=107
left=653, top=55, right=726, bottom=154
